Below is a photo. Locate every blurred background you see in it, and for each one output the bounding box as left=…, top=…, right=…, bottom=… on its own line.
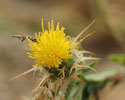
left=0, top=0, right=125, bottom=100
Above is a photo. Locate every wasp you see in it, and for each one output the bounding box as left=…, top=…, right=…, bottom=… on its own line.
left=11, top=35, right=37, bottom=42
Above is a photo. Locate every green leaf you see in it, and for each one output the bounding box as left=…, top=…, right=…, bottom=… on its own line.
left=109, top=54, right=125, bottom=66
left=82, top=81, right=107, bottom=100
left=80, top=61, right=98, bottom=76
left=65, top=80, right=75, bottom=100
left=89, top=62, right=98, bottom=68
left=84, top=67, right=123, bottom=81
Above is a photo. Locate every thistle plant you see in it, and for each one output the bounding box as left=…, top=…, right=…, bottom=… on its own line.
left=11, top=19, right=100, bottom=100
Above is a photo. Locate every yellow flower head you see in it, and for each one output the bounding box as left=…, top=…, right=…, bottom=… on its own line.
left=27, top=19, right=74, bottom=68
